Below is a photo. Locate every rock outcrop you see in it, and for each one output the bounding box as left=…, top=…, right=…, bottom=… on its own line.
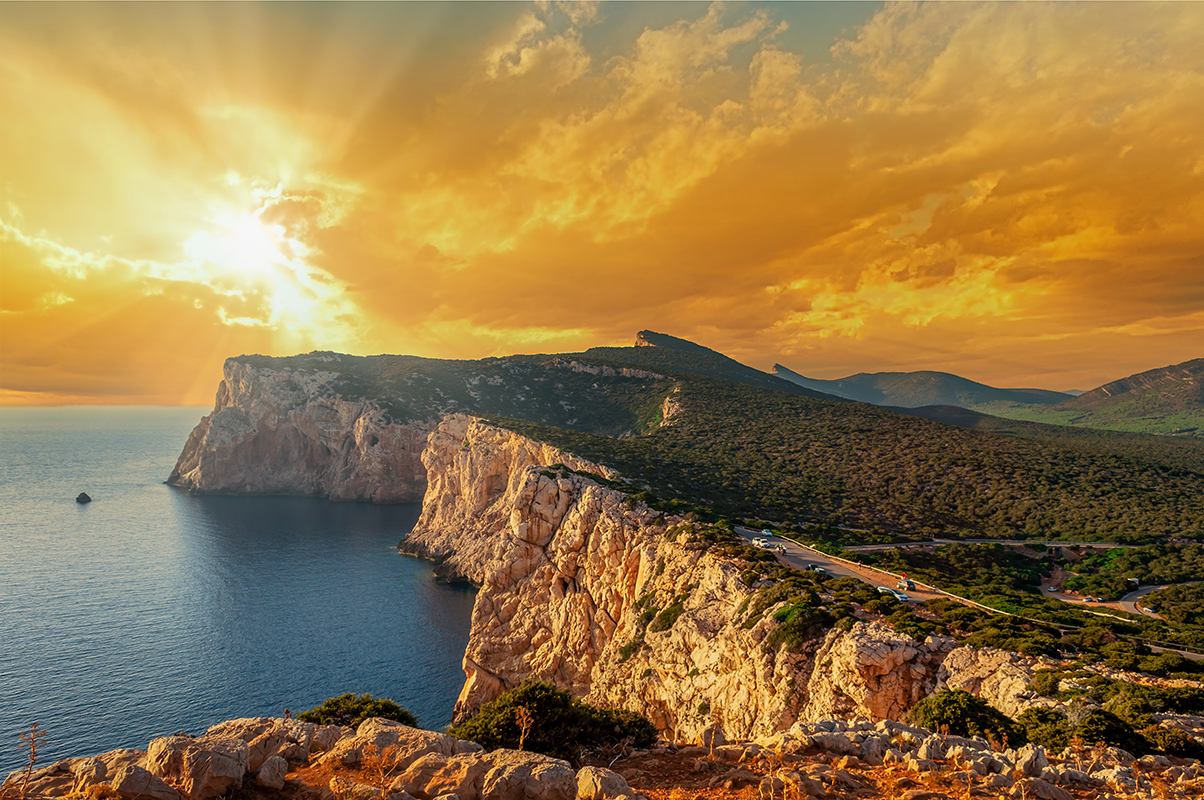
left=801, top=626, right=954, bottom=722
left=168, top=359, right=431, bottom=502
left=401, top=416, right=969, bottom=742
left=937, top=646, right=1061, bottom=719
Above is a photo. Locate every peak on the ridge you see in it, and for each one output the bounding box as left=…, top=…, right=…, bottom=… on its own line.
left=633, top=330, right=722, bottom=356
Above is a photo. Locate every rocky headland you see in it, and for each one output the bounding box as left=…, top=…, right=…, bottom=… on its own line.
left=134, top=354, right=1204, bottom=800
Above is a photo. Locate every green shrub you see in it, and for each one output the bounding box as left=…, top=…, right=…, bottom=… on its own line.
left=906, top=689, right=1026, bottom=746
left=448, top=681, right=656, bottom=761
left=298, top=693, right=418, bottom=728
left=1074, top=709, right=1146, bottom=753
left=1142, top=726, right=1204, bottom=759
left=650, top=601, right=685, bottom=632
left=1017, top=707, right=1072, bottom=752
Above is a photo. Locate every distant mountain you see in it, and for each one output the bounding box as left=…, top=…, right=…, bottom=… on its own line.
left=1064, top=358, right=1204, bottom=415
left=987, top=357, right=1204, bottom=436
left=583, top=331, right=845, bottom=402
left=772, top=365, right=1071, bottom=408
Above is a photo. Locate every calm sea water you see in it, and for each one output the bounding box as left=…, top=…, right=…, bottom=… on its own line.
left=0, top=407, right=477, bottom=775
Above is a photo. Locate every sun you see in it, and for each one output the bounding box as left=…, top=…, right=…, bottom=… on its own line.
left=184, top=211, right=292, bottom=283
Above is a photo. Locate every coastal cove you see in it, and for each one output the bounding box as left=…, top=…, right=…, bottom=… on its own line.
left=0, top=407, right=476, bottom=775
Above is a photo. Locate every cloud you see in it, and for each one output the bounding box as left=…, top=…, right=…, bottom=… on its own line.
left=2, top=1, right=1203, bottom=402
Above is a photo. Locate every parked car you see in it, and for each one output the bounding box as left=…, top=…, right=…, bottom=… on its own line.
left=877, top=586, right=909, bottom=602
left=896, top=579, right=916, bottom=591
left=752, top=538, right=768, bottom=548
left=812, top=567, right=829, bottom=575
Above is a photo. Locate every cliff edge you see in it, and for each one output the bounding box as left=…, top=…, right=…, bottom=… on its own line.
left=168, top=359, right=431, bottom=502
left=401, top=416, right=965, bottom=742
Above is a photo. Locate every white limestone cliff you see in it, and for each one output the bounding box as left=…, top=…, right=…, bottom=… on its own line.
left=168, top=359, right=431, bottom=502
left=402, top=416, right=969, bottom=741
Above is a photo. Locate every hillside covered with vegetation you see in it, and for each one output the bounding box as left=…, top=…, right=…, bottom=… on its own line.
left=493, top=374, right=1204, bottom=543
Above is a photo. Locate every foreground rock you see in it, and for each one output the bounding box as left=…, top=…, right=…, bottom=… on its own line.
left=391, top=748, right=578, bottom=800
left=318, top=718, right=483, bottom=769
left=145, top=734, right=249, bottom=800
left=6, top=713, right=1202, bottom=800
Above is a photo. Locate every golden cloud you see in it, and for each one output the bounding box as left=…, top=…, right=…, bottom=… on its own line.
left=1, top=1, right=1202, bottom=403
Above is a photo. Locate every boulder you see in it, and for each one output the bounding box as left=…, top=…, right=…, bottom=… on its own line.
left=320, top=718, right=481, bottom=769
left=77, top=492, right=92, bottom=503
left=146, top=735, right=248, bottom=800
left=699, top=724, right=727, bottom=749
left=7, top=759, right=76, bottom=796
left=331, top=775, right=382, bottom=800
left=1016, top=778, right=1072, bottom=800
left=313, top=724, right=354, bottom=754
left=71, top=757, right=108, bottom=793
left=1013, top=743, right=1048, bottom=778
left=256, top=756, right=288, bottom=790
left=575, top=767, right=631, bottom=800
left=391, top=749, right=576, bottom=800
left=109, top=765, right=182, bottom=800
left=205, top=717, right=315, bottom=766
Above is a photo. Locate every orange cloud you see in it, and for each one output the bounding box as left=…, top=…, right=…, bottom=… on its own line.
left=1, top=1, right=1202, bottom=403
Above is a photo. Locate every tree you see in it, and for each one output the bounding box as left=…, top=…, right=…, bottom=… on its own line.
left=298, top=693, right=418, bottom=729
left=907, top=690, right=1027, bottom=746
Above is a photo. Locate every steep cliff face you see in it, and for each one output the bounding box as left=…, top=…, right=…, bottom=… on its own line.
left=168, top=359, right=431, bottom=502
left=801, top=625, right=954, bottom=722
left=403, top=416, right=972, bottom=742
left=404, top=416, right=805, bottom=741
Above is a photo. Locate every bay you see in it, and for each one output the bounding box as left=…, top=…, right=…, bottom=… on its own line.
left=0, top=407, right=476, bottom=774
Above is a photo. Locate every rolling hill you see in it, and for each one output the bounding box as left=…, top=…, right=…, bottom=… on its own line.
left=772, top=365, right=1070, bottom=407
left=774, top=357, right=1204, bottom=437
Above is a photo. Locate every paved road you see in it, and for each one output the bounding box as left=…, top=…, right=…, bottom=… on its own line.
left=734, top=527, right=944, bottom=604
left=736, top=528, right=1204, bottom=661
left=1117, top=582, right=1200, bottom=617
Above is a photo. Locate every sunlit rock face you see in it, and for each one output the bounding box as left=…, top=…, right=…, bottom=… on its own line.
left=168, top=358, right=431, bottom=502
left=404, top=416, right=969, bottom=741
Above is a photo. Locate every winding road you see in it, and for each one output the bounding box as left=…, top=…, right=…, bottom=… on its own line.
left=734, top=526, right=1204, bottom=661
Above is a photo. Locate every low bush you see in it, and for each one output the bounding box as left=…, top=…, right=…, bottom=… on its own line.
left=1142, top=726, right=1204, bottom=759
left=1017, top=707, right=1072, bottom=752
left=298, top=693, right=418, bottom=728
left=906, top=689, right=1027, bottom=746
left=448, top=681, right=656, bottom=761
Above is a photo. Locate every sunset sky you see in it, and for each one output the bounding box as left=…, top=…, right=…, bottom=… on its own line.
left=2, top=1, right=1202, bottom=405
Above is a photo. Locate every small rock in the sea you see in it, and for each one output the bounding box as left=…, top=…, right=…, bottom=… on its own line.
left=76, top=492, right=92, bottom=503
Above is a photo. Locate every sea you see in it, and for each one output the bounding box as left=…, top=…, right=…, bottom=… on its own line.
left=0, top=407, right=477, bottom=775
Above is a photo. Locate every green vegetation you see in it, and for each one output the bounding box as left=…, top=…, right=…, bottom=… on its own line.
left=238, top=346, right=1204, bottom=544
left=298, top=693, right=418, bottom=728
left=906, top=689, right=1026, bottom=746
left=861, top=543, right=1204, bottom=657
left=234, top=351, right=675, bottom=436
left=1062, top=544, right=1204, bottom=600
left=895, top=405, right=1204, bottom=475
left=1145, top=583, right=1204, bottom=624
left=972, top=357, right=1204, bottom=438
left=1024, top=671, right=1204, bottom=754
left=447, top=681, right=656, bottom=761
left=492, top=376, right=1204, bottom=543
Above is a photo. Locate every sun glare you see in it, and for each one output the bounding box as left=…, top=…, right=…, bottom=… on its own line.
left=184, top=211, right=290, bottom=282
left=174, top=199, right=355, bottom=347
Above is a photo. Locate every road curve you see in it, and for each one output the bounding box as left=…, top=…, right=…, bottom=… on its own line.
left=733, top=526, right=944, bottom=603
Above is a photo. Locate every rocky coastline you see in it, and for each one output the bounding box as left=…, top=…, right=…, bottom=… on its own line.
left=122, top=362, right=1204, bottom=800
left=10, top=712, right=1204, bottom=800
